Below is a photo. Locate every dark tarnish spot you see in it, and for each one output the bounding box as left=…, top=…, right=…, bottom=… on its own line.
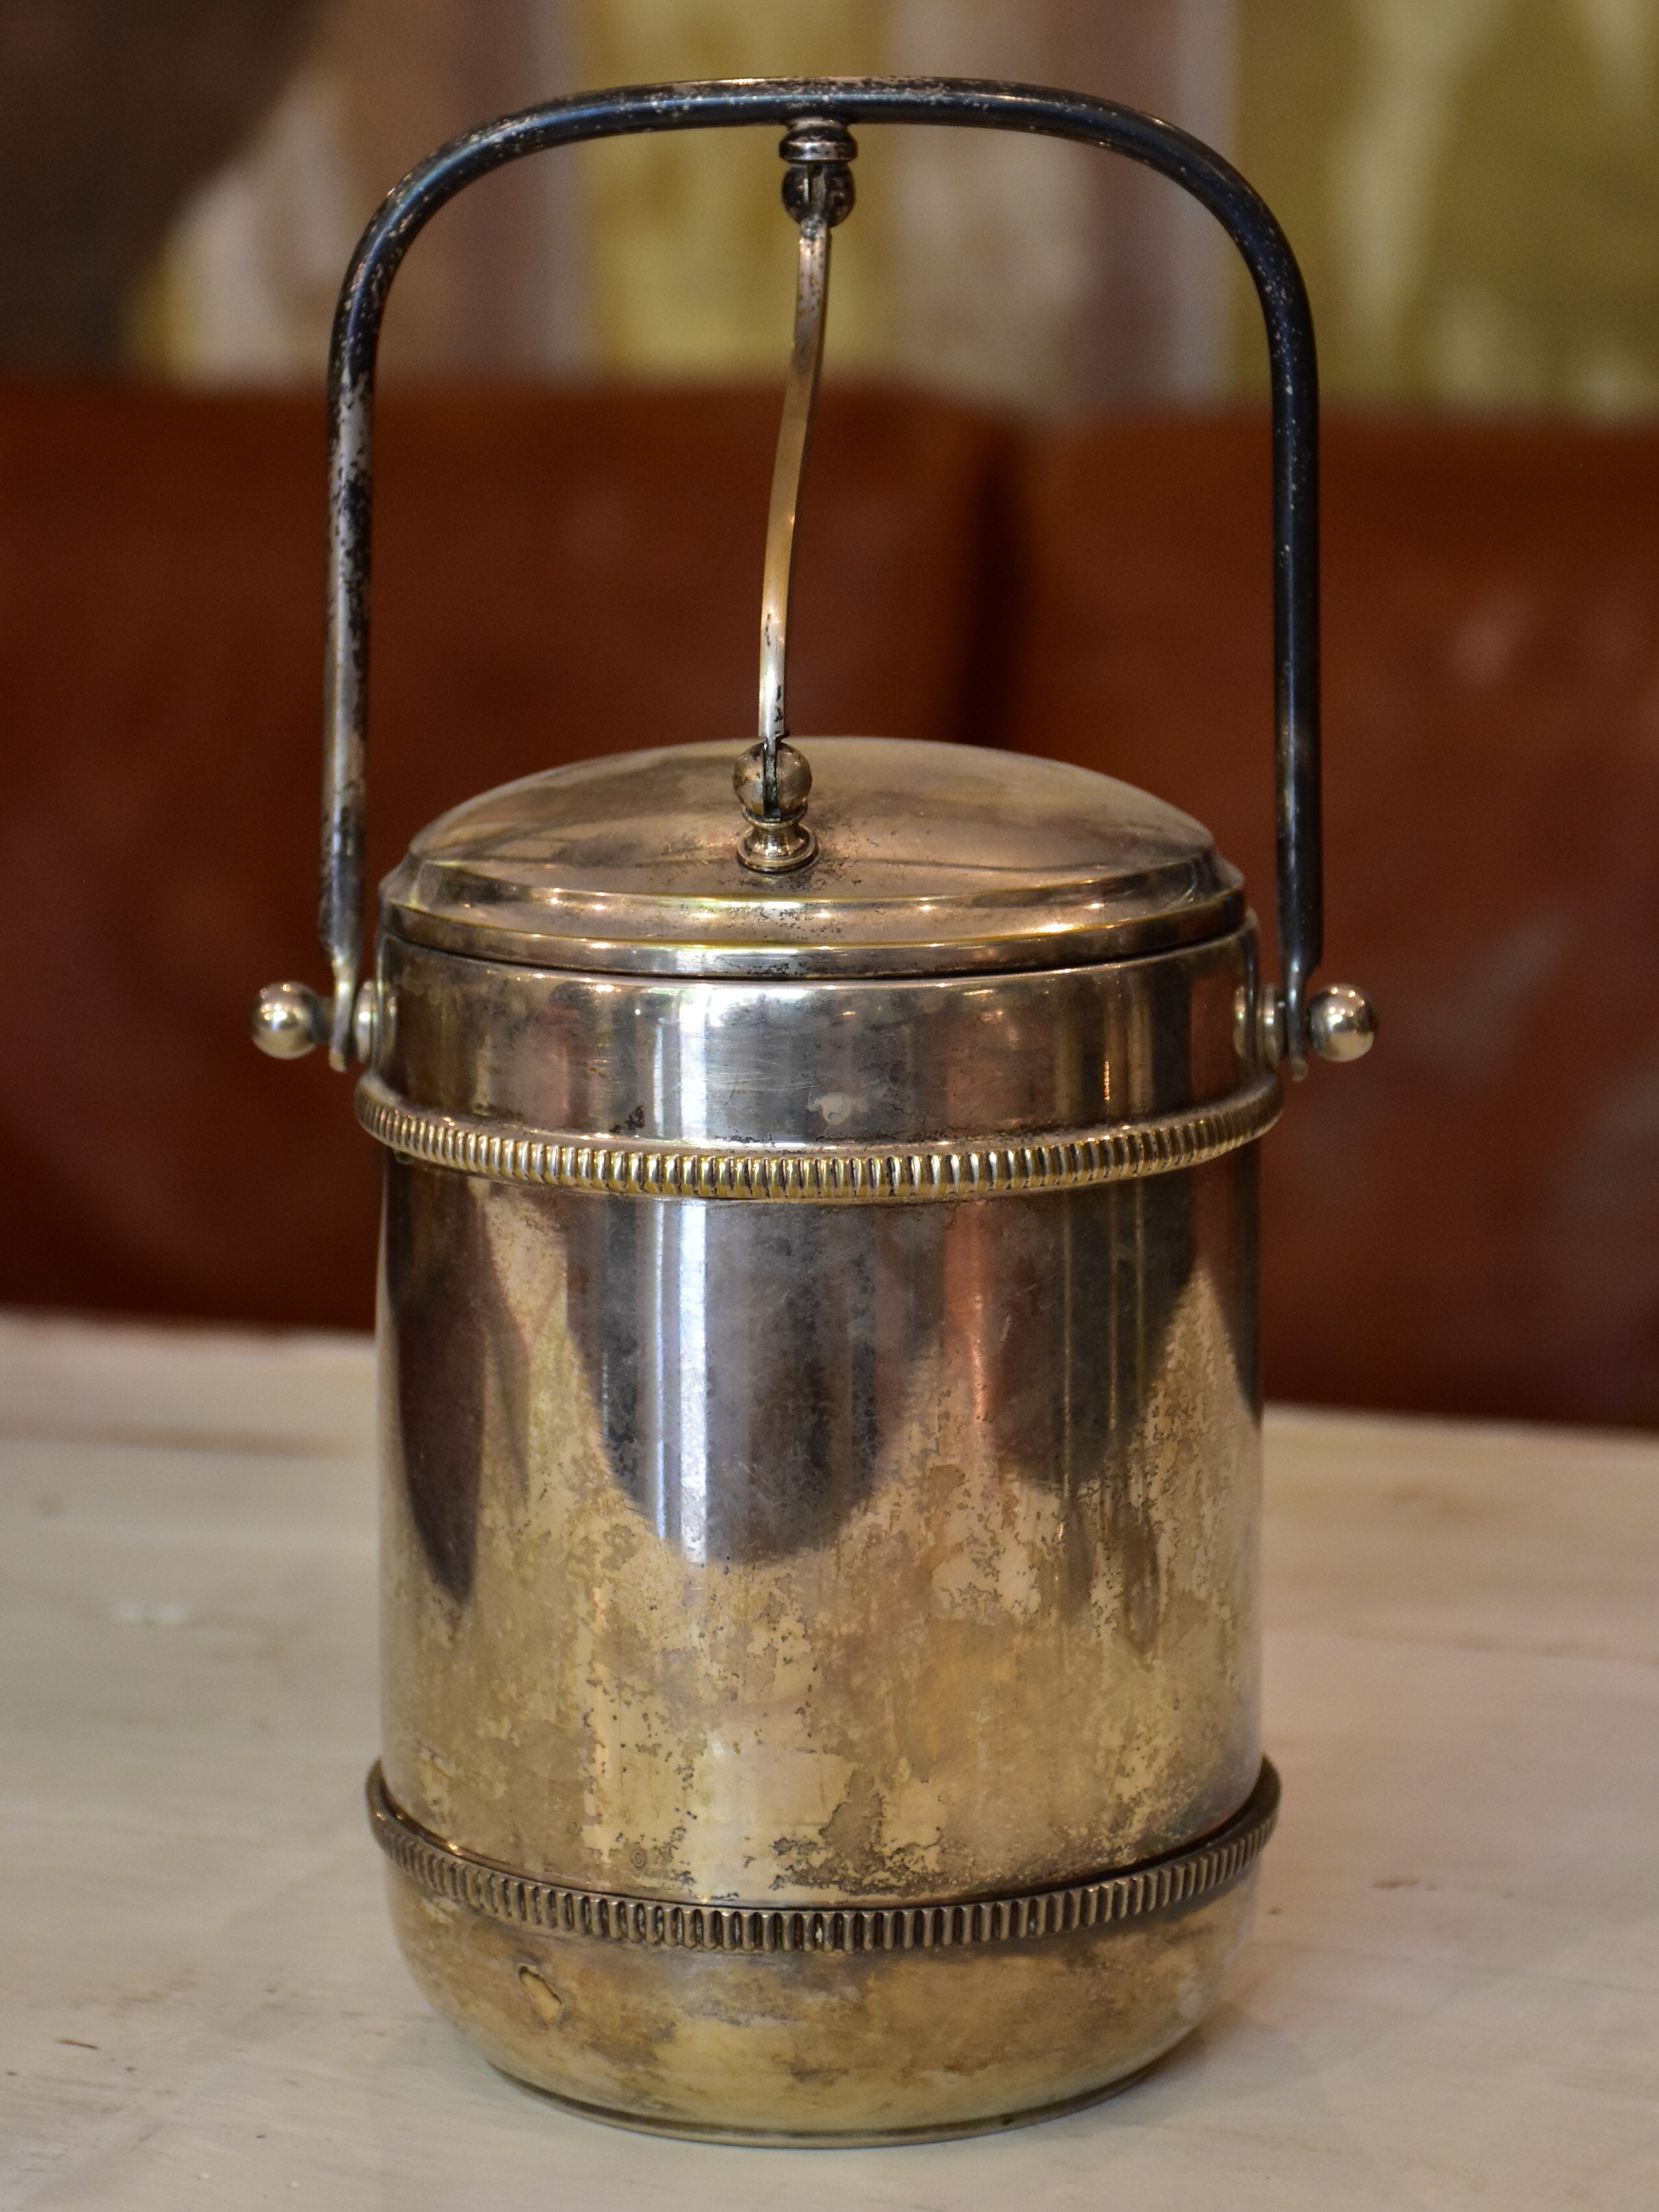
left=955, top=1180, right=1195, bottom=1653
left=386, top=1168, right=527, bottom=1602
left=1111, top=1495, right=1164, bottom=1656
left=977, top=1180, right=1196, bottom=1504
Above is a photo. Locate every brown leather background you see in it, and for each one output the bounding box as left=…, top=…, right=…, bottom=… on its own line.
left=1010, top=415, right=1659, bottom=1425
left=0, top=384, right=1012, bottom=1334
left=3, top=385, right=1655, bottom=1425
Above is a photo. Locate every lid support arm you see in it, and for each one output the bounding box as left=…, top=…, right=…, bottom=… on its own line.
left=758, top=199, right=827, bottom=776
left=736, top=118, right=855, bottom=875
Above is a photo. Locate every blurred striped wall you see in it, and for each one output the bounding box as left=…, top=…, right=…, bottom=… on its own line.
left=1238, top=0, right=1659, bottom=411
left=132, top=0, right=1659, bottom=415
left=135, top=0, right=1240, bottom=409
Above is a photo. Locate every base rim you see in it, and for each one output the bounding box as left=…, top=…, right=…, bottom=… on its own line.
left=487, top=2055, right=1165, bottom=2147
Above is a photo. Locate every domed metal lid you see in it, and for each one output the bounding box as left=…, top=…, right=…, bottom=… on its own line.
left=381, top=738, right=1243, bottom=979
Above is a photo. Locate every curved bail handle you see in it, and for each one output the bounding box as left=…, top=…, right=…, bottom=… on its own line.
left=732, top=115, right=857, bottom=876
left=307, top=76, right=1334, bottom=1073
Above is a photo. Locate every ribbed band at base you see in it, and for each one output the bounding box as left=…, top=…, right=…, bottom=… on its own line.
left=367, top=1759, right=1278, bottom=1955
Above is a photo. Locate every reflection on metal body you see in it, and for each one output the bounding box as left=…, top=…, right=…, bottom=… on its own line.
left=365, top=830, right=1277, bottom=2134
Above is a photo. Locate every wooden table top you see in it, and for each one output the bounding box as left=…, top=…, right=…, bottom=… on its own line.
left=2, top=1312, right=1654, bottom=2208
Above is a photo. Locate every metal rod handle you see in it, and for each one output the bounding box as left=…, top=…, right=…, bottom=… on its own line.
left=265, top=77, right=1344, bottom=1071
left=732, top=117, right=856, bottom=876
left=758, top=212, right=826, bottom=761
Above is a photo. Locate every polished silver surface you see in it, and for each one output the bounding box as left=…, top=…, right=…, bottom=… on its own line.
left=249, top=980, right=325, bottom=1060
left=380, top=739, right=1245, bottom=979
left=369, top=926, right=1260, bottom=1146
left=1310, top=983, right=1378, bottom=1064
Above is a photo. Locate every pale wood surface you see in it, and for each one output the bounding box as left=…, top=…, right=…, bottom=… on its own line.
left=1, top=1312, right=1654, bottom=2207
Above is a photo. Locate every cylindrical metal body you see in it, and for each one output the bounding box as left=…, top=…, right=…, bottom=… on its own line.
left=358, top=741, right=1281, bottom=2140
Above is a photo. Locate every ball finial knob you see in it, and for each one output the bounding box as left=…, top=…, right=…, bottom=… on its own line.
left=1309, top=984, right=1378, bottom=1064
left=734, top=739, right=812, bottom=820
left=734, top=740, right=817, bottom=873
left=251, top=981, right=325, bottom=1060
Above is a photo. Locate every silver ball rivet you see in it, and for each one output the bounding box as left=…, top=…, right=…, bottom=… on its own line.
left=250, top=981, right=325, bottom=1060
left=1310, top=984, right=1378, bottom=1064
